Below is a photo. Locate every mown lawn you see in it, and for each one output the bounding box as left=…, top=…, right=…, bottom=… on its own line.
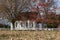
left=0, top=30, right=60, bottom=40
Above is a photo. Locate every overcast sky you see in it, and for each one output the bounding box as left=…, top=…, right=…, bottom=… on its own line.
left=54, top=0, right=60, bottom=7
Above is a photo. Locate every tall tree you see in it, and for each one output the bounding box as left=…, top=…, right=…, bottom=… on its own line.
left=32, top=0, right=59, bottom=28
left=0, top=0, right=31, bottom=27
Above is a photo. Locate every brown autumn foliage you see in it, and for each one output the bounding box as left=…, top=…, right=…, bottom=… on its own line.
left=37, top=12, right=60, bottom=24
left=0, top=0, right=60, bottom=26
left=15, top=11, right=60, bottom=24
left=15, top=12, right=38, bottom=21
left=35, top=0, right=60, bottom=24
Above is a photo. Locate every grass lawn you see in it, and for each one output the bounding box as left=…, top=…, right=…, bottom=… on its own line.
left=0, top=30, right=60, bottom=40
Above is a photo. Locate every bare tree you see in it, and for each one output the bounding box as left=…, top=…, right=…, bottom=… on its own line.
left=0, top=0, right=31, bottom=27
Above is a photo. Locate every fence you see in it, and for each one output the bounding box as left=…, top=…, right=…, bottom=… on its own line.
left=0, top=20, right=59, bottom=30
left=14, top=20, right=43, bottom=30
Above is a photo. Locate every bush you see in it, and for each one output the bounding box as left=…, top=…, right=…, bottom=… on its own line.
left=46, top=23, right=58, bottom=28
left=0, top=24, right=10, bottom=28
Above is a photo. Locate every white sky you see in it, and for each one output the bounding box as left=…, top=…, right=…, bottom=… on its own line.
left=54, top=0, right=60, bottom=7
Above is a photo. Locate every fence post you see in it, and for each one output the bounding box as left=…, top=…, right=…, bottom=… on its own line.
left=39, top=23, right=42, bottom=30
left=33, top=21, right=36, bottom=30
left=11, top=23, right=13, bottom=30
left=27, top=20, right=30, bottom=28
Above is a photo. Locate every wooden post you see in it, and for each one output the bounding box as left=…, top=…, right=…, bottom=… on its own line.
left=11, top=23, right=13, bottom=30
left=39, top=23, right=42, bottom=30
left=27, top=20, right=30, bottom=28
left=33, top=21, right=36, bottom=30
